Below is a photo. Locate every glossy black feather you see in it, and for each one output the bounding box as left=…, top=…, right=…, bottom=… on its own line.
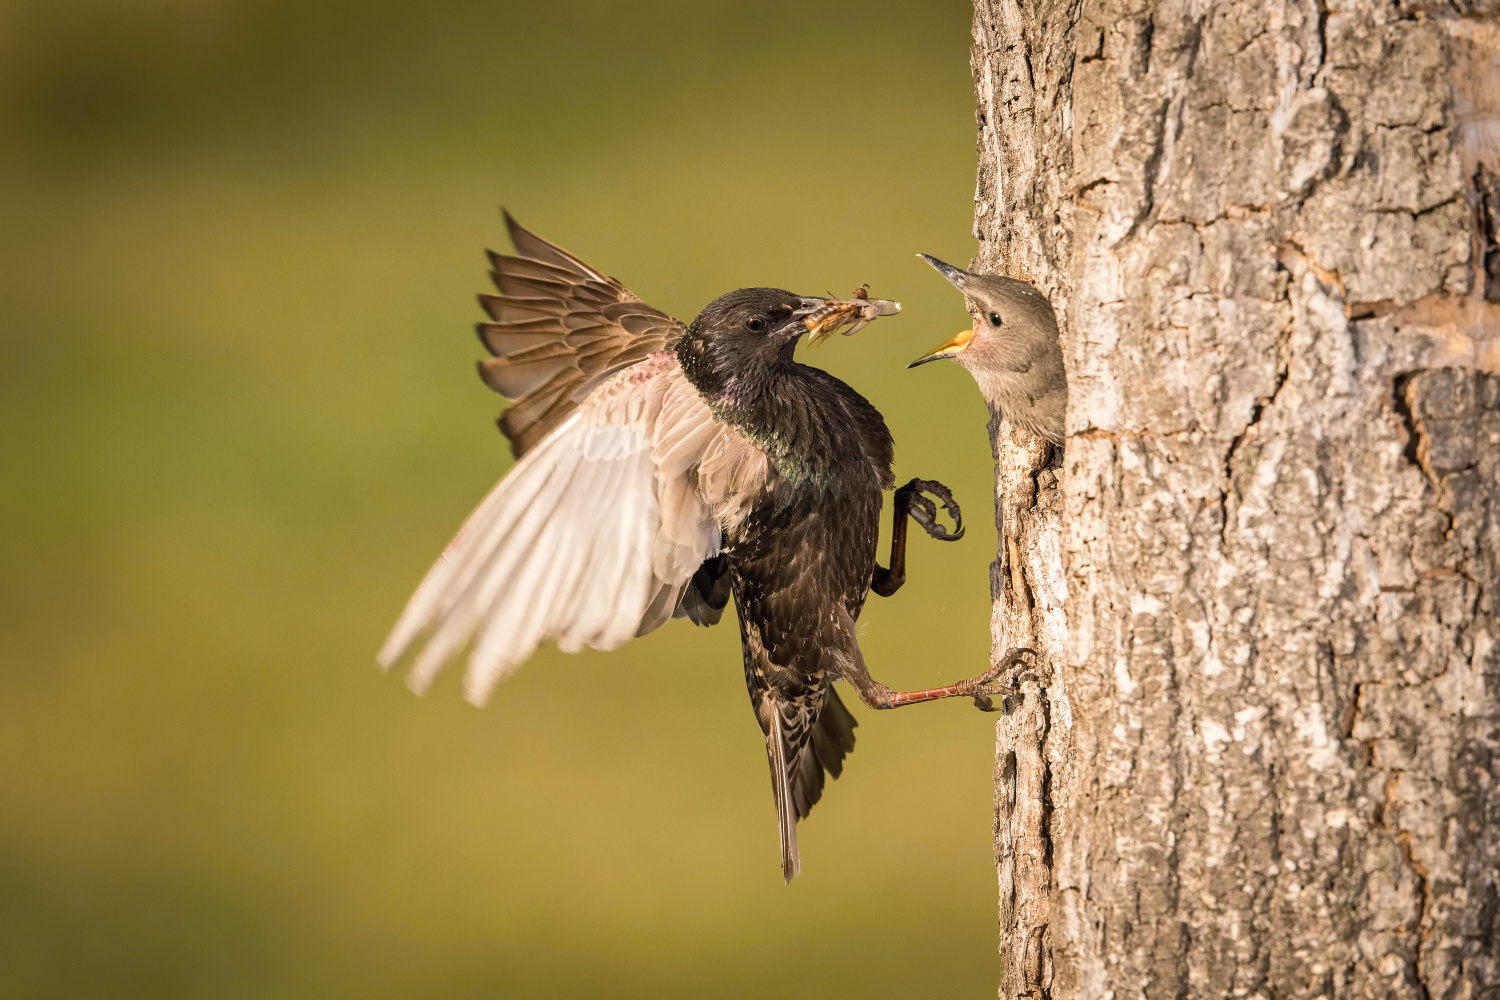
left=467, top=225, right=903, bottom=877
left=677, top=289, right=895, bottom=865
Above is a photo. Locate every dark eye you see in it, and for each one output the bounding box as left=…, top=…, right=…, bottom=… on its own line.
left=988, top=311, right=1003, bottom=327
left=746, top=316, right=767, bottom=333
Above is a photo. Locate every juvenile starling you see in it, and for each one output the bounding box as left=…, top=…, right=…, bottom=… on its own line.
left=380, top=215, right=1020, bottom=881
left=908, top=255, right=1066, bottom=445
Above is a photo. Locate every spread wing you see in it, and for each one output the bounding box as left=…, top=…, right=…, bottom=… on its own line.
left=477, top=212, right=687, bottom=457
left=378, top=355, right=769, bottom=705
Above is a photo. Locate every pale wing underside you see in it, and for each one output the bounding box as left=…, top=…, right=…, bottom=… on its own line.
left=379, top=356, right=767, bottom=704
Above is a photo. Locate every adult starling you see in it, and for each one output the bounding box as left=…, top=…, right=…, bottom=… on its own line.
left=379, top=215, right=1020, bottom=881
left=908, top=255, right=1066, bottom=445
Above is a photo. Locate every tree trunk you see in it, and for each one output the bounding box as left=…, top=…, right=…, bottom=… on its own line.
left=973, top=0, right=1500, bottom=996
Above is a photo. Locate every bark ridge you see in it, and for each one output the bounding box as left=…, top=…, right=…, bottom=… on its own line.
left=973, top=0, right=1500, bottom=995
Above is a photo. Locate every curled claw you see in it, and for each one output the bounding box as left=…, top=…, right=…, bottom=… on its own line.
left=900, top=478, right=965, bottom=541
left=991, top=647, right=1037, bottom=687
left=908, top=492, right=937, bottom=523
left=969, top=647, right=1036, bottom=711
left=908, top=498, right=958, bottom=541
left=997, top=646, right=1038, bottom=679
left=972, top=679, right=1019, bottom=712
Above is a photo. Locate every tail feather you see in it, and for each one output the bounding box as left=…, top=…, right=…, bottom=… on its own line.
left=678, top=555, right=731, bottom=627
left=812, top=686, right=858, bottom=779
left=767, top=708, right=800, bottom=883
left=762, top=688, right=859, bottom=883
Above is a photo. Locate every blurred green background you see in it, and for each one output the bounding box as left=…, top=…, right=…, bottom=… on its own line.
left=0, top=1, right=1004, bottom=996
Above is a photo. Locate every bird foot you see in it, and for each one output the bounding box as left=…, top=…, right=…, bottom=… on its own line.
left=897, top=478, right=964, bottom=541
left=967, top=647, right=1037, bottom=712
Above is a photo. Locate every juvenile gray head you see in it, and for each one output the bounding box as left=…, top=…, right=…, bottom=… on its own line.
left=909, top=254, right=1067, bottom=445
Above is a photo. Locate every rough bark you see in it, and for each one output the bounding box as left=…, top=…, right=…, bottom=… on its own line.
left=974, top=0, right=1500, bottom=996
left=991, top=420, right=1068, bottom=997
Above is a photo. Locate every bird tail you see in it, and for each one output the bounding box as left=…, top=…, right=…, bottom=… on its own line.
left=766, top=706, right=800, bottom=883
left=760, top=688, right=858, bottom=883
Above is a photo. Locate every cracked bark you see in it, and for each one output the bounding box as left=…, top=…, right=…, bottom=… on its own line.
left=973, top=0, right=1500, bottom=996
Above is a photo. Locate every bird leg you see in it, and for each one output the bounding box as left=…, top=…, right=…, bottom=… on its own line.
left=871, top=478, right=965, bottom=598
left=840, top=647, right=1035, bottom=712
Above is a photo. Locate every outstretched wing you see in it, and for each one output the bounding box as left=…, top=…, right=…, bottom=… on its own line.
left=379, top=355, right=768, bottom=705
left=478, top=212, right=687, bottom=457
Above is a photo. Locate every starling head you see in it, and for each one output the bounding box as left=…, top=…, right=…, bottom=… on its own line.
left=909, top=254, right=1066, bottom=444
left=692, top=287, right=817, bottom=348
left=908, top=255, right=1059, bottom=370
left=678, top=287, right=896, bottom=409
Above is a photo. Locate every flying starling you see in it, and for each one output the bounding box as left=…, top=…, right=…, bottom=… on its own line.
left=379, top=214, right=1021, bottom=881
left=908, top=255, right=1066, bottom=445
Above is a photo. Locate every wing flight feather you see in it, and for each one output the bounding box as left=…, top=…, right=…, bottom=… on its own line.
left=379, top=356, right=768, bottom=704
left=479, top=213, right=687, bottom=458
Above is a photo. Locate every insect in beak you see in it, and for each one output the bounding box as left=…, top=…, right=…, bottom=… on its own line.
left=800, top=287, right=901, bottom=345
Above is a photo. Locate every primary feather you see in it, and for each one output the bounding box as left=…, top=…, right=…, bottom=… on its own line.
left=378, top=353, right=767, bottom=705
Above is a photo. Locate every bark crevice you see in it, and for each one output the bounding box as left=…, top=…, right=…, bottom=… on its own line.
left=974, top=0, right=1500, bottom=995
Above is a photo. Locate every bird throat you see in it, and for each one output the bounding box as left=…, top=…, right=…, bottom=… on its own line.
left=675, top=334, right=826, bottom=475
left=677, top=331, right=793, bottom=418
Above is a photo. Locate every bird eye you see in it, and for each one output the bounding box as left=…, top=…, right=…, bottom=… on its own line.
left=988, top=311, right=1003, bottom=327
left=746, top=317, right=767, bottom=333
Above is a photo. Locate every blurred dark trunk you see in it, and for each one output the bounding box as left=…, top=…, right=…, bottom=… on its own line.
left=972, top=0, right=1500, bottom=996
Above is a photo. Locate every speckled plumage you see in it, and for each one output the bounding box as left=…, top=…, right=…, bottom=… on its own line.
left=382, top=219, right=996, bottom=884
left=679, top=290, right=899, bottom=875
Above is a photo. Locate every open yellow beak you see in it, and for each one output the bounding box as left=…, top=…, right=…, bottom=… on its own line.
left=907, top=329, right=974, bottom=368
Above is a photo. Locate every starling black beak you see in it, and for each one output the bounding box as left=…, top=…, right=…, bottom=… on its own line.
left=790, top=296, right=831, bottom=322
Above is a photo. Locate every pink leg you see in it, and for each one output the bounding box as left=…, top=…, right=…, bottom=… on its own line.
left=842, top=648, right=1035, bottom=713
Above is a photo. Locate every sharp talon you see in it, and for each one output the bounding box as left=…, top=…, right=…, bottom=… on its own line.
left=1000, top=647, right=1038, bottom=672
left=903, top=478, right=964, bottom=541
left=971, top=648, right=1036, bottom=694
